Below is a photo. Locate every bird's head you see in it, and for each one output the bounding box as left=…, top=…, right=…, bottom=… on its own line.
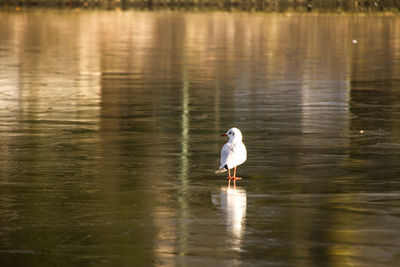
left=221, top=127, right=243, bottom=142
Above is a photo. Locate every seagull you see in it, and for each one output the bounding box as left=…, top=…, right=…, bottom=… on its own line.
left=215, top=127, right=247, bottom=186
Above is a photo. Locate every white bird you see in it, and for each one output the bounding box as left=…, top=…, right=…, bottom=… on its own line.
left=215, top=127, right=247, bottom=186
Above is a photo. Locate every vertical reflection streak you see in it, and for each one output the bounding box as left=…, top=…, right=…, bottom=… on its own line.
left=181, top=72, right=190, bottom=182
left=178, top=69, right=190, bottom=260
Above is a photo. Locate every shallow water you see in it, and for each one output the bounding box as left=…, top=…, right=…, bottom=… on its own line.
left=0, top=10, right=400, bottom=266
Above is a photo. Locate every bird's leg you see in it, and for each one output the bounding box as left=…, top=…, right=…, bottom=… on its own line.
left=227, top=169, right=232, bottom=187
left=233, top=167, right=237, bottom=188
left=233, top=167, right=242, bottom=181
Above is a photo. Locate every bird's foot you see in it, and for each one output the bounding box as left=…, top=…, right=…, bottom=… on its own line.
left=227, top=177, right=242, bottom=180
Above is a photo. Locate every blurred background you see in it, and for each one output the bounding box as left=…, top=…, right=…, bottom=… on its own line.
left=0, top=7, right=400, bottom=267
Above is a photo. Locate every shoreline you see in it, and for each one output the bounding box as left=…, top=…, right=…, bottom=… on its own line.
left=1, top=1, right=399, bottom=13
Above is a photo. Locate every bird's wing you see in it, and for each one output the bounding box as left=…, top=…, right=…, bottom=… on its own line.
left=220, top=143, right=234, bottom=169
left=233, top=142, right=247, bottom=166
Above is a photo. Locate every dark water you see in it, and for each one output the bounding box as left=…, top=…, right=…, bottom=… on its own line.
left=1, top=10, right=400, bottom=266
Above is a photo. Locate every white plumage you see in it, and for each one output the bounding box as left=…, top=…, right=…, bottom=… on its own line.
left=216, top=127, right=247, bottom=183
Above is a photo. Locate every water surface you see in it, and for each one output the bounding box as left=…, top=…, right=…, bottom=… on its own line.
left=0, top=10, right=400, bottom=266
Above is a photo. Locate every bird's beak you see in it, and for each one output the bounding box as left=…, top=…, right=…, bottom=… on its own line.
left=221, top=133, right=227, bottom=136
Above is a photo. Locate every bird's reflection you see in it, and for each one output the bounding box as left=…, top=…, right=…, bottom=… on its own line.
left=211, top=186, right=247, bottom=250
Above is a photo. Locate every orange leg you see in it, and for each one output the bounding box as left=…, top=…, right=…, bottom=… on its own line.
left=227, top=167, right=242, bottom=187
left=233, top=167, right=236, bottom=187
left=233, top=166, right=242, bottom=184
left=227, top=168, right=232, bottom=187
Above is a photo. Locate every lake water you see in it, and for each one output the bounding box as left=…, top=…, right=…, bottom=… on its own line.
left=0, top=10, right=400, bottom=266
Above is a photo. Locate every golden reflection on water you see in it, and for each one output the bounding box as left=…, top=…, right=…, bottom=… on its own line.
left=1, top=10, right=400, bottom=266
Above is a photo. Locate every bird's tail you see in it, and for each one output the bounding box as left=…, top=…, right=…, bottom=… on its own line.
left=215, top=168, right=227, bottom=174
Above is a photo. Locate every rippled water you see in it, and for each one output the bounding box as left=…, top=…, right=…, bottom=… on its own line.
left=1, top=10, right=400, bottom=266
